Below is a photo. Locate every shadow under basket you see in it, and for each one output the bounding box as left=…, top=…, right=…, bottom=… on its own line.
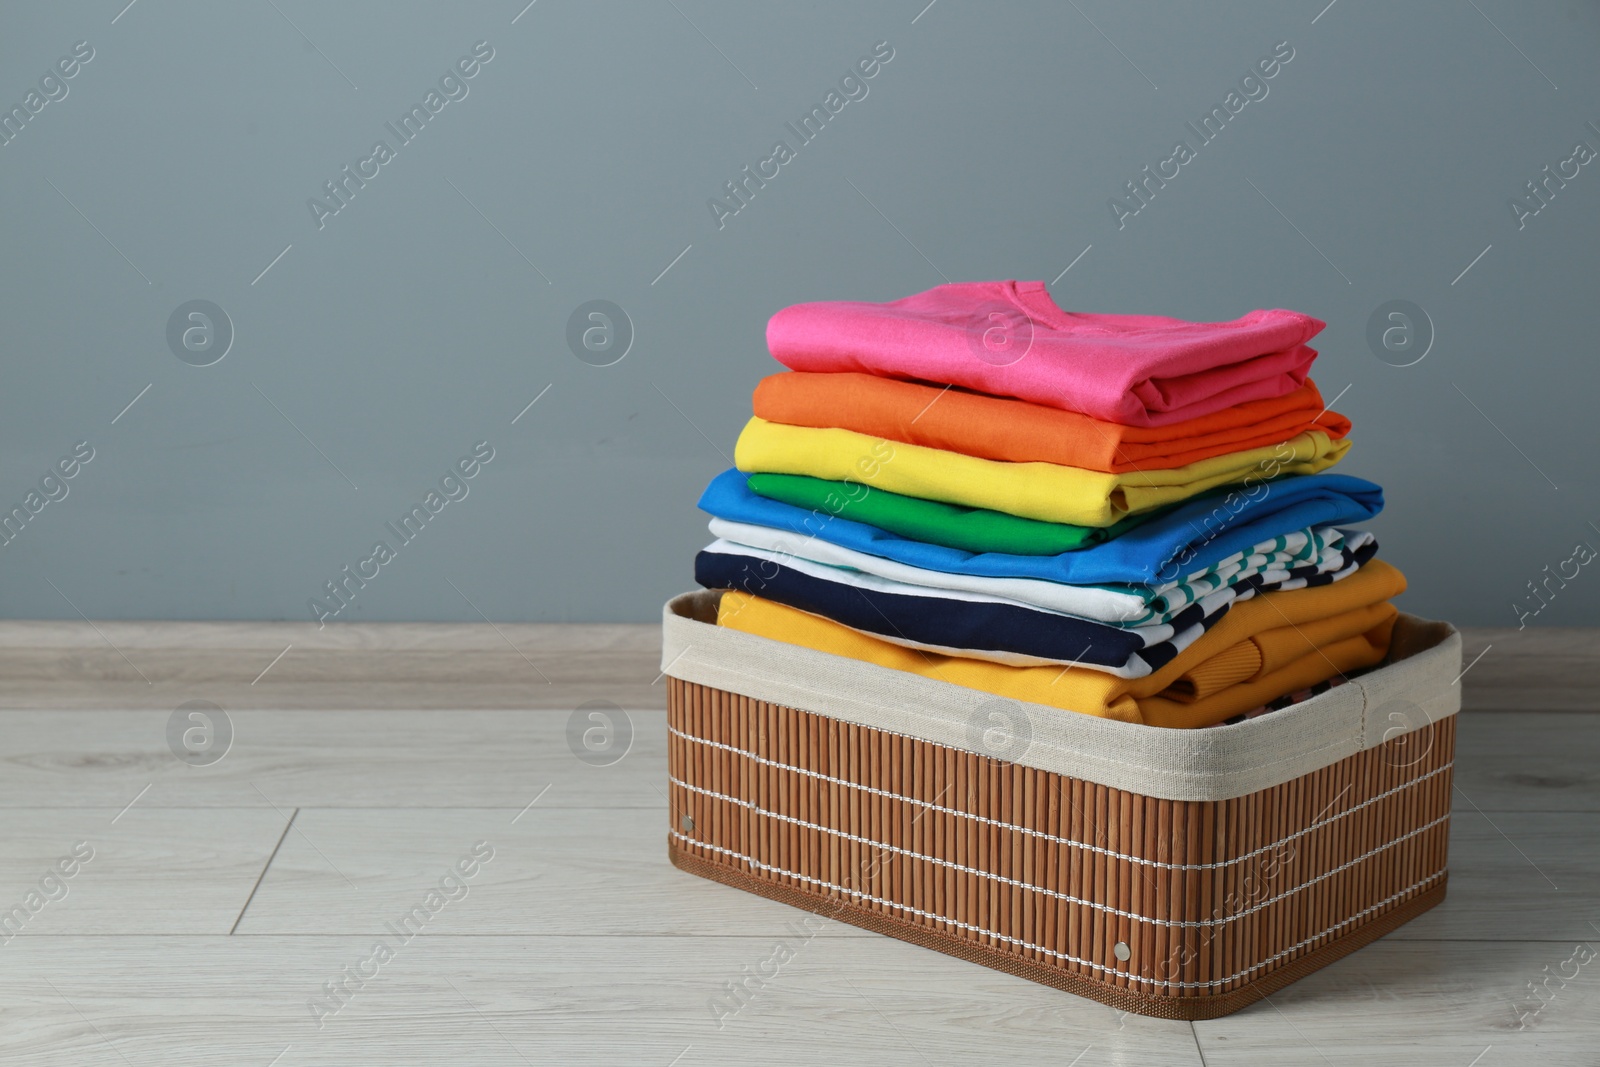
left=661, top=591, right=1462, bottom=1020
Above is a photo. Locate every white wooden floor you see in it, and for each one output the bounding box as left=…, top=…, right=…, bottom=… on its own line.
left=1, top=626, right=1596, bottom=1064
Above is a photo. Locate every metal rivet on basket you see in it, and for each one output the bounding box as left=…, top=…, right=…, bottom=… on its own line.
left=680, top=814, right=695, bottom=833
left=1113, top=941, right=1131, bottom=962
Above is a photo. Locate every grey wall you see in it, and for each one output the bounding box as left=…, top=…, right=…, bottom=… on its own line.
left=2, top=0, right=1597, bottom=627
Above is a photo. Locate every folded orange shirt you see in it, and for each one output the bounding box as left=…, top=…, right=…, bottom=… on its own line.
left=752, top=372, right=1352, bottom=474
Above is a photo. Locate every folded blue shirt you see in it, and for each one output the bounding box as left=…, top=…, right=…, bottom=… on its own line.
left=696, top=469, right=1383, bottom=587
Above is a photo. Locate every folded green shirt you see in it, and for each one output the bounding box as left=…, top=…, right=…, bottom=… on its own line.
left=745, top=472, right=1178, bottom=556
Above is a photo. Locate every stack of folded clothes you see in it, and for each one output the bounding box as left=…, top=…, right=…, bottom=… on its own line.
left=692, top=280, right=1403, bottom=729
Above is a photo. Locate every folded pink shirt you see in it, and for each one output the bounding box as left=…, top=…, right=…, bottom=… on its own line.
left=765, top=280, right=1325, bottom=427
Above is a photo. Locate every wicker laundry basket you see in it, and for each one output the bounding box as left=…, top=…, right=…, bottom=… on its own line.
left=661, top=590, right=1460, bottom=1019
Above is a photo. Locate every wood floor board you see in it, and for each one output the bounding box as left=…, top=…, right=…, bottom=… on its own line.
left=0, top=709, right=1592, bottom=816
left=232, top=807, right=868, bottom=938
left=0, top=935, right=1203, bottom=1066
left=1192, top=940, right=1600, bottom=1064
left=221, top=806, right=1600, bottom=942
left=1386, top=811, right=1600, bottom=941
left=0, top=709, right=669, bottom=809
left=0, top=807, right=290, bottom=935
left=1452, top=712, right=1600, bottom=810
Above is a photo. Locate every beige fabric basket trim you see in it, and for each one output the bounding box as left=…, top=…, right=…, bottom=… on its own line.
left=660, top=589, right=1461, bottom=802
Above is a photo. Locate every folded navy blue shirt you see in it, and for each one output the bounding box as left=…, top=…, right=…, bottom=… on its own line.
left=697, top=469, right=1383, bottom=587
left=695, top=539, right=1376, bottom=674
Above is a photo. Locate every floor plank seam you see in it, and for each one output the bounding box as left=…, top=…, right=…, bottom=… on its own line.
left=1190, top=1020, right=1210, bottom=1066
left=229, top=808, right=298, bottom=935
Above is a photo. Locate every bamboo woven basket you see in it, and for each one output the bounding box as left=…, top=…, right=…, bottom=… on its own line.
left=661, top=591, right=1461, bottom=1019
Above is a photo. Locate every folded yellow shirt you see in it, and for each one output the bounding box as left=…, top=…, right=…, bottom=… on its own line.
left=716, top=558, right=1405, bottom=729
left=734, top=417, right=1350, bottom=527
